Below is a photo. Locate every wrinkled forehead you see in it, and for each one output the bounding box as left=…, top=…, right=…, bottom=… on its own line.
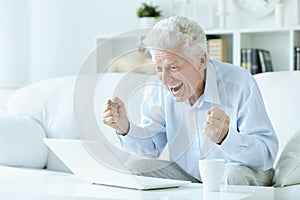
left=151, top=50, right=187, bottom=64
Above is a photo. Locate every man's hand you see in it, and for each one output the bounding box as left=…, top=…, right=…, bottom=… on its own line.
left=203, top=107, right=230, bottom=144
left=101, top=97, right=129, bottom=135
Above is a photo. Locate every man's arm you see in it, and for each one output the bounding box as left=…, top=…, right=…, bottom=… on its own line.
left=221, top=81, right=278, bottom=170
left=102, top=85, right=168, bottom=158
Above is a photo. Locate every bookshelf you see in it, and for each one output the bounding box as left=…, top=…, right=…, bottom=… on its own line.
left=238, top=29, right=290, bottom=71
left=206, top=27, right=300, bottom=72
left=96, top=27, right=300, bottom=73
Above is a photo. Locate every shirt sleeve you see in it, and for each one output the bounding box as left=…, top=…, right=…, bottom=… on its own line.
left=117, top=84, right=168, bottom=158
left=220, top=77, right=278, bottom=170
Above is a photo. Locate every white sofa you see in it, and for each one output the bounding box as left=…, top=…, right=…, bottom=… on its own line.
left=1, top=71, right=300, bottom=199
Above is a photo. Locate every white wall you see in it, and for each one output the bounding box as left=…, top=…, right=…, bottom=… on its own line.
left=194, top=0, right=298, bottom=30
left=0, top=0, right=299, bottom=87
left=0, top=0, right=31, bottom=87
left=30, top=0, right=140, bottom=83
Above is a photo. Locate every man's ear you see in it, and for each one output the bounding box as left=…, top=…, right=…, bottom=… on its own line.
left=200, top=53, right=207, bottom=67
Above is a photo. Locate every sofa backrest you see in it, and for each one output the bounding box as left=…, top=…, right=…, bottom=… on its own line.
left=254, top=71, right=300, bottom=152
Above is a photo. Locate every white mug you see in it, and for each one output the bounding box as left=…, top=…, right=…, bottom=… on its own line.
left=199, top=159, right=225, bottom=192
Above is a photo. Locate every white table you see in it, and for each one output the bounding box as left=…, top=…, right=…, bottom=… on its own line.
left=0, top=166, right=274, bottom=200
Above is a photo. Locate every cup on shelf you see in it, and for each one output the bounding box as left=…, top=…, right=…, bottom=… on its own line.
left=199, top=159, right=225, bottom=192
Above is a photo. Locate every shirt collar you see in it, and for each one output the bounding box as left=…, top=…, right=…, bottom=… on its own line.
left=200, top=60, right=221, bottom=106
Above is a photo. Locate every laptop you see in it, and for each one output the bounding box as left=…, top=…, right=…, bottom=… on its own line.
left=43, top=138, right=191, bottom=190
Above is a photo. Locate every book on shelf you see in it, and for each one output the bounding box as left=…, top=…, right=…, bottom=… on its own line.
left=240, top=48, right=273, bottom=75
left=240, top=48, right=247, bottom=68
left=241, top=48, right=261, bottom=75
left=258, top=49, right=273, bottom=73
left=208, top=38, right=227, bottom=62
left=294, top=46, right=300, bottom=70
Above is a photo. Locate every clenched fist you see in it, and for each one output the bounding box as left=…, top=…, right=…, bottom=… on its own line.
left=101, top=97, right=129, bottom=135
left=203, top=107, right=230, bottom=144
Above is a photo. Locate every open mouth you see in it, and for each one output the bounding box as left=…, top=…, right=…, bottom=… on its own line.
left=169, top=83, right=183, bottom=93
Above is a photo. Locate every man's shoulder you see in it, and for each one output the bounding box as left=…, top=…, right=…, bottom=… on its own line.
left=210, top=59, right=256, bottom=90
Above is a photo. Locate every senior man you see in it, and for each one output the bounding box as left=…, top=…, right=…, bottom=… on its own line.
left=102, top=16, right=278, bottom=185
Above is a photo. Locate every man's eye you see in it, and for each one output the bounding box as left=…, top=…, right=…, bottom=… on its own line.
left=170, top=66, right=179, bottom=72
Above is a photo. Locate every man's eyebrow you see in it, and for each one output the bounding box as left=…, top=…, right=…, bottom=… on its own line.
left=159, top=59, right=179, bottom=66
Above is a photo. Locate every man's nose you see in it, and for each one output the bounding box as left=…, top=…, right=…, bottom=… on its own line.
left=161, top=68, right=172, bottom=85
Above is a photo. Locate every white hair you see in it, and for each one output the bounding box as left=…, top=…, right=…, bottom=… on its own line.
left=143, top=16, right=208, bottom=64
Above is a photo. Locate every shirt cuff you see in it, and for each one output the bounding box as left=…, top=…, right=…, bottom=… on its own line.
left=116, top=123, right=141, bottom=143
left=219, top=126, right=241, bottom=154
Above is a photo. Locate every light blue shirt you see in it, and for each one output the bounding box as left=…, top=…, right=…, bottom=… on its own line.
left=118, top=59, right=278, bottom=181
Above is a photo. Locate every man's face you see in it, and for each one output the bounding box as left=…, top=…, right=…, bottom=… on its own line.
left=152, top=51, right=206, bottom=103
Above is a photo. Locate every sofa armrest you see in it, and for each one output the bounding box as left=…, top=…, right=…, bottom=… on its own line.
left=0, top=115, right=48, bottom=168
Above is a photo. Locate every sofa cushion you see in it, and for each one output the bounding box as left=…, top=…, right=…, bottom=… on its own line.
left=273, top=130, right=300, bottom=187
left=7, top=75, right=78, bottom=172
left=107, top=51, right=155, bottom=74
left=0, top=115, right=47, bottom=168
left=7, top=72, right=157, bottom=171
